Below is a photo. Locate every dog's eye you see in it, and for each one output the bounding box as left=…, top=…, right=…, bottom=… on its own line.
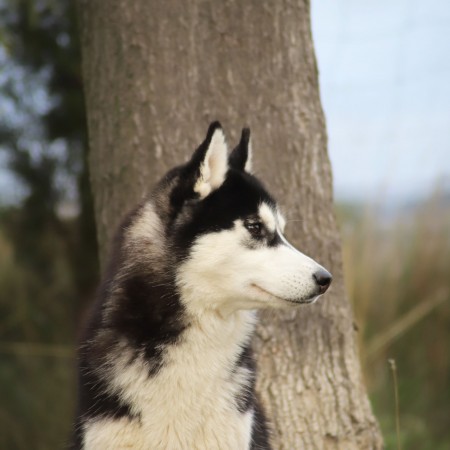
left=244, top=221, right=263, bottom=237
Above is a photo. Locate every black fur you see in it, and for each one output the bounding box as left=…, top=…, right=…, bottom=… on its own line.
left=174, top=169, right=277, bottom=250
left=230, top=127, right=251, bottom=171
left=72, top=203, right=188, bottom=447
left=72, top=123, right=275, bottom=449
left=234, top=345, right=257, bottom=413
left=251, top=398, right=273, bottom=450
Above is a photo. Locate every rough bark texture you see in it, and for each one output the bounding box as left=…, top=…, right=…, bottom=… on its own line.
left=78, top=1, right=383, bottom=448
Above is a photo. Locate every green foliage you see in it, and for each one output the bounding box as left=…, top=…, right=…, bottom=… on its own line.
left=0, top=219, right=77, bottom=449
left=2, top=0, right=85, bottom=142
left=0, top=0, right=98, bottom=297
left=0, top=355, right=75, bottom=450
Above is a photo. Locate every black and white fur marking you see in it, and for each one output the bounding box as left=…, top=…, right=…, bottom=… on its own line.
left=72, top=122, right=332, bottom=449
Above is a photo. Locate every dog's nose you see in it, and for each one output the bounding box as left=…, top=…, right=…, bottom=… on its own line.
left=313, top=269, right=332, bottom=293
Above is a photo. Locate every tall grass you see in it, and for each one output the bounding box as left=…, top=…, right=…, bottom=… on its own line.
left=338, top=193, right=450, bottom=450
left=0, top=195, right=448, bottom=448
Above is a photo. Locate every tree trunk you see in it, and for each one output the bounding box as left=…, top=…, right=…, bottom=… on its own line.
left=77, top=1, right=383, bottom=448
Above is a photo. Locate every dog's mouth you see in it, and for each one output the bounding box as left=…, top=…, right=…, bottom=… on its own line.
left=250, top=283, right=319, bottom=305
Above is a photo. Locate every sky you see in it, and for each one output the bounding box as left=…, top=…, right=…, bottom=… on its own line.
left=1, top=1, right=450, bottom=206
left=311, top=0, right=450, bottom=203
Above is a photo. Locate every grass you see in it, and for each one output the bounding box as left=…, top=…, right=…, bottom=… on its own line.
left=0, top=194, right=449, bottom=448
left=0, top=224, right=77, bottom=449
left=338, top=192, right=450, bottom=450
left=388, top=359, right=401, bottom=450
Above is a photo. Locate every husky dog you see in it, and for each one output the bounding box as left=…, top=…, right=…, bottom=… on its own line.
left=72, top=122, right=332, bottom=449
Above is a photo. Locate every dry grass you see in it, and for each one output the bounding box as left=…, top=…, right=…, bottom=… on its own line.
left=338, top=193, right=450, bottom=450
left=0, top=194, right=449, bottom=448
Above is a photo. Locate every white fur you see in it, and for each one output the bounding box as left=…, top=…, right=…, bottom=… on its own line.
left=83, top=417, right=142, bottom=449
left=125, top=202, right=165, bottom=266
left=126, top=202, right=163, bottom=245
left=277, top=211, right=286, bottom=232
left=83, top=311, right=257, bottom=449
left=244, top=137, right=253, bottom=173
left=258, top=203, right=276, bottom=233
left=194, top=128, right=228, bottom=198
left=177, top=219, right=326, bottom=315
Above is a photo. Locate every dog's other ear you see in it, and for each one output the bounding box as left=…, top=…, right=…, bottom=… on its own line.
left=229, top=127, right=252, bottom=173
left=189, top=121, right=229, bottom=199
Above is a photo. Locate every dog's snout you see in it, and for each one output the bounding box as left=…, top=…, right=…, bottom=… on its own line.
left=313, top=268, right=332, bottom=293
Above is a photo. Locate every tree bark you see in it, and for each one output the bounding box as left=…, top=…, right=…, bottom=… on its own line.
left=78, top=1, right=383, bottom=448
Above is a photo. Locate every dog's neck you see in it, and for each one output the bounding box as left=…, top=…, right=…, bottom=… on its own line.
left=183, top=308, right=257, bottom=357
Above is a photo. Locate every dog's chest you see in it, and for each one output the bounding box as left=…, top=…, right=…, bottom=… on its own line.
left=84, top=409, right=254, bottom=450
left=85, top=312, right=256, bottom=449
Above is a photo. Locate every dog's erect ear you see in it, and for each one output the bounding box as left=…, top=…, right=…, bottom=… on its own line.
left=229, top=128, right=252, bottom=173
left=189, top=121, right=229, bottom=199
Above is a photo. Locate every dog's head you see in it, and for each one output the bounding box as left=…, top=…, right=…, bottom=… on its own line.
left=131, top=122, right=332, bottom=315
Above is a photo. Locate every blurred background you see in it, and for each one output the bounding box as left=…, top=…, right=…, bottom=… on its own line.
left=312, top=1, right=450, bottom=449
left=0, top=1, right=449, bottom=449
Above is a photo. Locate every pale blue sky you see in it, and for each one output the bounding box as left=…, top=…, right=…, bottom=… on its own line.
left=311, top=0, right=450, bottom=202
left=1, top=2, right=449, bottom=205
